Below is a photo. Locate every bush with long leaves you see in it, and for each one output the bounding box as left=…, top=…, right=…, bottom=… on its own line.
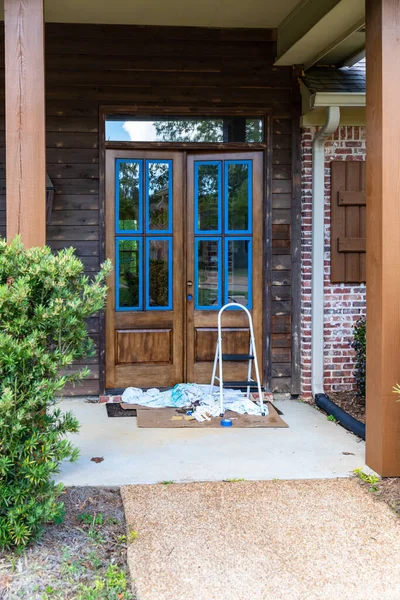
left=0, top=237, right=112, bottom=550
left=351, top=315, right=366, bottom=399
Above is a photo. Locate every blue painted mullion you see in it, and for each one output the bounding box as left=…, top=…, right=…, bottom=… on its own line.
left=194, top=161, right=222, bottom=235
left=115, top=236, right=143, bottom=312
left=145, top=236, right=173, bottom=311
left=115, top=158, right=143, bottom=235
left=194, top=237, right=222, bottom=310
left=224, top=236, right=252, bottom=309
left=145, top=159, right=173, bottom=234
left=247, top=238, right=253, bottom=310
left=224, top=160, right=253, bottom=235
left=224, top=237, right=228, bottom=307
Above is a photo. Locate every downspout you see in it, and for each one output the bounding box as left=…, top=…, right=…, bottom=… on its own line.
left=309, top=106, right=366, bottom=440
left=311, top=106, right=340, bottom=397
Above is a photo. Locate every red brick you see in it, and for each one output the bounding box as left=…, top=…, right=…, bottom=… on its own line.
left=300, top=126, right=366, bottom=396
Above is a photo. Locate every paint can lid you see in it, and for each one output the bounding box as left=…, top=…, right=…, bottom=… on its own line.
left=220, top=419, right=233, bottom=427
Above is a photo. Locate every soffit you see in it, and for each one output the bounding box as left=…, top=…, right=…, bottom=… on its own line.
left=0, top=0, right=303, bottom=28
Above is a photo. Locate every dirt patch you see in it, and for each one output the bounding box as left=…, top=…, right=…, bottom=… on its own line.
left=329, top=390, right=365, bottom=424
left=0, top=487, right=135, bottom=599
left=356, top=476, right=400, bottom=517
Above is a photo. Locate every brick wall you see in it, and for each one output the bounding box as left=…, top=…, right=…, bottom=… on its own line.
left=301, top=126, right=366, bottom=399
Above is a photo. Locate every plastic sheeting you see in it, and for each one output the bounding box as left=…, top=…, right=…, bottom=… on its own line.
left=120, top=383, right=265, bottom=421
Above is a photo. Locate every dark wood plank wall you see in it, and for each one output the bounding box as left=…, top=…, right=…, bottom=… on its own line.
left=0, top=23, right=300, bottom=395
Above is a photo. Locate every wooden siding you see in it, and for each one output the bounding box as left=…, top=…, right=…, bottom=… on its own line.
left=0, top=23, right=300, bottom=395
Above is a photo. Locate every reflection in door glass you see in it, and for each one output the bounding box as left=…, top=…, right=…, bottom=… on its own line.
left=106, top=116, right=264, bottom=142
left=147, top=161, right=171, bottom=231
left=226, top=239, right=251, bottom=307
left=117, top=239, right=141, bottom=309
left=196, top=163, right=221, bottom=232
left=117, top=161, right=141, bottom=231
left=245, top=119, right=263, bottom=142
left=147, top=238, right=171, bottom=309
left=196, top=239, right=221, bottom=308
left=226, top=162, right=251, bottom=232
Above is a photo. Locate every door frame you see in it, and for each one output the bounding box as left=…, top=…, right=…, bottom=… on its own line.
left=99, top=105, right=273, bottom=393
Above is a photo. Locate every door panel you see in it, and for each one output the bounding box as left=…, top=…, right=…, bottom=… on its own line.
left=105, top=150, right=184, bottom=389
left=116, top=329, right=172, bottom=364
left=195, top=328, right=250, bottom=362
left=186, top=152, right=263, bottom=384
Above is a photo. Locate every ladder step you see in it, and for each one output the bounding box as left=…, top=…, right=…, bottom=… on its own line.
left=223, top=380, right=264, bottom=389
left=221, top=353, right=254, bottom=361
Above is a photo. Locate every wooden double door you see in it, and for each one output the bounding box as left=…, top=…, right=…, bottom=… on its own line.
left=105, top=149, right=263, bottom=389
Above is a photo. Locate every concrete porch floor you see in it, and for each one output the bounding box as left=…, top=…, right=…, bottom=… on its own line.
left=57, top=398, right=367, bottom=486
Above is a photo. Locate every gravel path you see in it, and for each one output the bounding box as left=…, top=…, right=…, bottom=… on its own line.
left=122, top=478, right=400, bottom=600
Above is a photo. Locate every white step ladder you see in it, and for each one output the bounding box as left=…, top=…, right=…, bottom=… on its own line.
left=210, top=303, right=268, bottom=417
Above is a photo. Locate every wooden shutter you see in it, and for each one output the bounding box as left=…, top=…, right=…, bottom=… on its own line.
left=330, top=161, right=366, bottom=283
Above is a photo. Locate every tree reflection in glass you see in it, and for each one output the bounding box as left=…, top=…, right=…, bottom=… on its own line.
left=148, top=239, right=170, bottom=307
left=118, top=161, right=140, bottom=231
left=227, top=163, right=249, bottom=232
left=197, top=163, right=220, bottom=231
left=148, top=162, right=170, bottom=231
left=197, top=240, right=220, bottom=307
left=118, top=239, right=140, bottom=308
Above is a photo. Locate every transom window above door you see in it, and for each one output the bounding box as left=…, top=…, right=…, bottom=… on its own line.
left=106, top=115, right=264, bottom=143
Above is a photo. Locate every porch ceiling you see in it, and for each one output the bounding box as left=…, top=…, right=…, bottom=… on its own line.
left=275, top=0, right=365, bottom=68
left=0, top=0, right=303, bottom=28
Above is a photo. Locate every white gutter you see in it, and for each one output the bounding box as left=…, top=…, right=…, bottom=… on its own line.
left=310, top=92, right=365, bottom=108
left=311, top=106, right=340, bottom=396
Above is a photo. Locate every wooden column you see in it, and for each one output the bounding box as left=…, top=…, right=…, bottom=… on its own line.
left=4, top=0, right=46, bottom=247
left=366, top=0, right=400, bottom=476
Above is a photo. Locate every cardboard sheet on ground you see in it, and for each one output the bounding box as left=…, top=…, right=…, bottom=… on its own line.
left=134, top=403, right=288, bottom=428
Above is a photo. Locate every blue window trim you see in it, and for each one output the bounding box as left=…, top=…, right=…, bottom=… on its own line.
left=115, top=236, right=143, bottom=311
left=145, top=236, right=173, bottom=311
left=194, top=237, right=222, bottom=310
left=224, top=237, right=252, bottom=309
left=194, top=161, right=222, bottom=235
left=115, top=158, right=143, bottom=234
left=224, top=160, right=252, bottom=235
left=145, top=159, right=173, bottom=234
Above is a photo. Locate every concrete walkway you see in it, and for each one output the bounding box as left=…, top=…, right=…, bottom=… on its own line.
left=122, top=479, right=400, bottom=600
left=58, top=399, right=366, bottom=486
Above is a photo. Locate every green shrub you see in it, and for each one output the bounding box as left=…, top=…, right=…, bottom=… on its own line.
left=0, top=237, right=112, bottom=550
left=351, top=315, right=366, bottom=398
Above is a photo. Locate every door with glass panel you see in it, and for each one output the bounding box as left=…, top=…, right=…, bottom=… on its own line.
left=186, top=152, right=263, bottom=383
left=105, top=150, right=184, bottom=388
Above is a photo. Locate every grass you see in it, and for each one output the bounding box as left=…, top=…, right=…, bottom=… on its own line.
left=353, top=468, right=400, bottom=517
left=353, top=468, right=380, bottom=492
left=0, top=488, right=135, bottom=600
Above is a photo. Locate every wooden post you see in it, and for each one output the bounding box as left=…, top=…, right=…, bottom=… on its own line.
left=4, top=0, right=46, bottom=247
left=366, top=0, right=400, bottom=476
